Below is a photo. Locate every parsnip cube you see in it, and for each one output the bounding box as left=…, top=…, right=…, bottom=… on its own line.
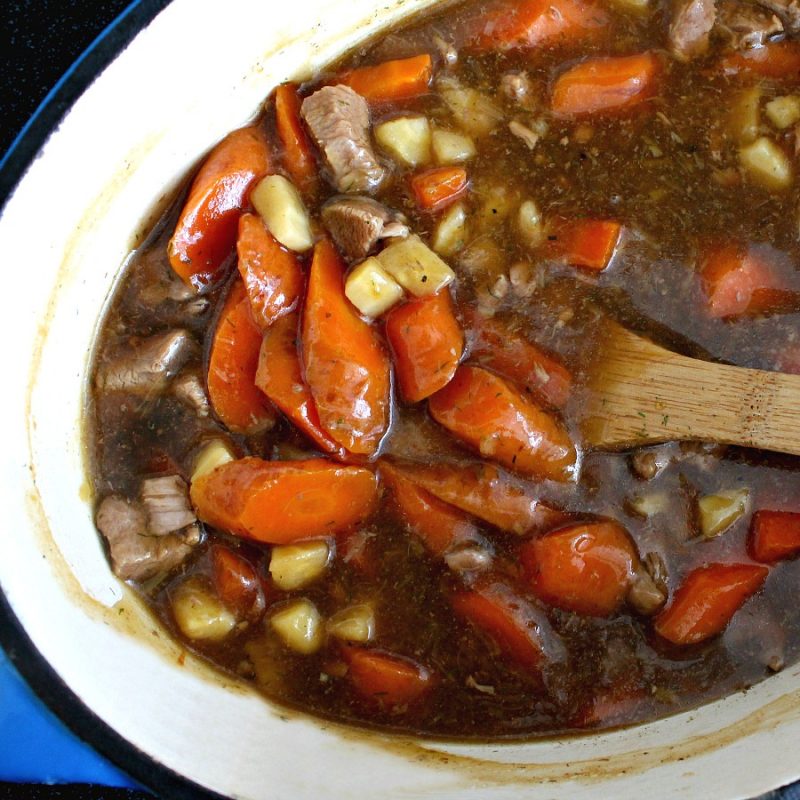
left=628, top=492, right=670, bottom=518
left=171, top=578, right=236, bottom=641
left=192, top=439, right=235, bottom=482
left=270, top=599, right=323, bottom=654
left=269, top=540, right=331, bottom=590
left=251, top=175, right=313, bottom=252
left=432, top=128, right=477, bottom=164
left=344, top=258, right=404, bottom=317
left=376, top=235, right=455, bottom=296
left=765, top=95, right=800, bottom=130
left=728, top=87, right=761, bottom=145
left=438, top=78, right=503, bottom=137
left=698, top=488, right=750, bottom=538
left=739, top=137, right=793, bottom=191
left=375, top=116, right=431, bottom=167
left=517, top=200, right=544, bottom=248
left=432, top=202, right=468, bottom=257
left=327, top=604, right=376, bottom=643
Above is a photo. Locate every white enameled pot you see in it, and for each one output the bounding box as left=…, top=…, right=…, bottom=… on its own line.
left=1, top=0, right=799, bottom=797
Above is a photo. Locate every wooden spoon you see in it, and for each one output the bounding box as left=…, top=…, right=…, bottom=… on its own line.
left=580, top=319, right=800, bottom=455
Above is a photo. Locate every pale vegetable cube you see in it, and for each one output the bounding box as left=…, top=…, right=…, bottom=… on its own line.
left=765, top=95, right=800, bottom=130
left=728, top=87, right=761, bottom=145
left=517, top=199, right=544, bottom=248
left=739, top=137, right=793, bottom=191
left=609, top=0, right=649, bottom=12
left=171, top=579, right=236, bottom=641
left=191, top=439, right=235, bottom=482
left=438, top=77, right=503, bottom=137
left=432, top=202, right=468, bottom=257
left=431, top=128, right=477, bottom=164
left=270, top=599, right=323, bottom=654
left=344, top=258, right=404, bottom=317
left=327, top=604, right=376, bottom=643
left=251, top=175, right=313, bottom=252
left=628, top=493, right=670, bottom=518
left=375, top=116, right=431, bottom=167
left=476, top=183, right=520, bottom=229
left=698, top=488, right=750, bottom=538
left=269, top=540, right=331, bottom=590
left=377, top=235, right=455, bottom=296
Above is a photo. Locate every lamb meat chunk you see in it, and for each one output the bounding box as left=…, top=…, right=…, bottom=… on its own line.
left=96, top=495, right=200, bottom=582
left=172, top=368, right=210, bottom=417
left=321, top=196, right=409, bottom=260
left=96, top=330, right=196, bottom=396
left=301, top=85, right=385, bottom=193
left=669, top=0, right=717, bottom=60
left=141, top=475, right=196, bottom=536
left=755, top=0, right=800, bottom=32
left=500, top=71, right=535, bottom=107
left=716, top=0, right=783, bottom=48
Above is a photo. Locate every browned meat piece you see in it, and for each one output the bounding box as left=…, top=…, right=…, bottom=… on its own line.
left=627, top=553, right=668, bottom=616
left=755, top=0, right=800, bottom=32
left=96, top=495, right=200, bottom=581
left=172, top=368, right=209, bottom=417
left=716, top=0, right=783, bottom=47
left=141, top=475, right=196, bottom=536
left=669, top=0, right=717, bottom=60
left=95, top=330, right=196, bottom=396
left=443, top=542, right=494, bottom=573
left=501, top=71, right=535, bottom=106
left=301, top=85, right=385, bottom=193
left=321, top=196, right=409, bottom=260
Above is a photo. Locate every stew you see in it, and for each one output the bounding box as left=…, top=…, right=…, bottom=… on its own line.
left=89, top=0, right=800, bottom=737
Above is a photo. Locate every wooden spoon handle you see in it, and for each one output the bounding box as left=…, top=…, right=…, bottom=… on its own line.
left=581, top=323, right=800, bottom=454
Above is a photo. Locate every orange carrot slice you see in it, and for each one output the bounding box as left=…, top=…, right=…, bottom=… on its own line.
left=255, top=313, right=346, bottom=458
left=210, top=545, right=266, bottom=619
left=411, top=167, right=468, bottom=212
left=721, top=41, right=800, bottom=79
left=191, top=457, right=378, bottom=544
left=468, top=314, right=572, bottom=409
left=381, top=461, right=478, bottom=556
left=274, top=83, right=319, bottom=194
left=552, top=53, right=660, bottom=116
left=302, top=240, right=391, bottom=455
left=551, top=219, right=622, bottom=271
left=236, top=213, right=304, bottom=331
left=428, top=366, right=577, bottom=482
left=340, top=55, right=433, bottom=103
left=385, top=290, right=464, bottom=403
left=654, top=563, right=769, bottom=645
left=749, top=510, right=800, bottom=563
left=341, top=646, right=434, bottom=708
left=382, top=459, right=566, bottom=534
left=520, top=521, right=637, bottom=616
left=207, top=280, right=276, bottom=434
left=169, top=127, right=269, bottom=287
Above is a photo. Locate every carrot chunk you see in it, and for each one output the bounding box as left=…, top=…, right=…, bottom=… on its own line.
left=520, top=521, right=637, bottom=616
left=341, top=646, right=434, bottom=709
left=550, top=219, right=622, bottom=271
left=255, top=313, right=346, bottom=458
left=411, top=167, right=469, bottom=212
left=721, top=41, right=800, bottom=80
left=236, top=213, right=303, bottom=331
left=451, top=579, right=564, bottom=673
left=381, top=461, right=478, bottom=556
left=274, top=83, right=319, bottom=194
left=749, top=510, right=800, bottom=563
left=654, top=563, right=769, bottom=645
left=468, top=314, right=572, bottom=408
left=385, top=290, right=464, bottom=403
left=302, top=239, right=391, bottom=455
left=340, top=54, right=433, bottom=103
left=428, top=366, right=577, bottom=482
left=382, top=459, right=566, bottom=534
left=471, top=0, right=607, bottom=51
left=552, top=53, right=660, bottom=116
left=700, top=243, right=798, bottom=319
left=169, top=127, right=269, bottom=287
left=190, top=457, right=378, bottom=544
left=210, top=545, right=266, bottom=620
left=207, top=280, right=276, bottom=434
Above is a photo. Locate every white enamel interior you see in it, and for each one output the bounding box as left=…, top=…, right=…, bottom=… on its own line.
left=1, top=0, right=799, bottom=797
